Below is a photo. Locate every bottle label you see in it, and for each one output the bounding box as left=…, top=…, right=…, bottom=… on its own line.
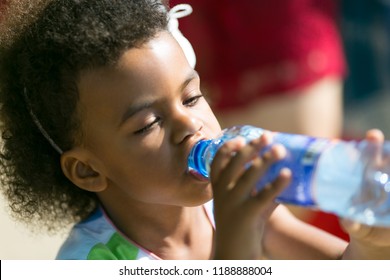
left=256, top=132, right=333, bottom=206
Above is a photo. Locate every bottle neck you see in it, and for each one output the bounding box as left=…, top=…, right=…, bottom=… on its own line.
left=187, top=139, right=213, bottom=179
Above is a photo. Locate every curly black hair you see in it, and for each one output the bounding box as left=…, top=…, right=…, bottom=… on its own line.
left=0, top=0, right=169, bottom=232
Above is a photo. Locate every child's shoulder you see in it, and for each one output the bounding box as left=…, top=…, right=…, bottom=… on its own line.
left=56, top=208, right=157, bottom=260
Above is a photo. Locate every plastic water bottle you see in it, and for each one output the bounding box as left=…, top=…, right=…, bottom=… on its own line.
left=188, top=125, right=390, bottom=226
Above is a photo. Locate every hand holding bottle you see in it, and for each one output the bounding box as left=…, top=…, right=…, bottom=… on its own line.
left=210, top=132, right=291, bottom=259
left=342, top=129, right=390, bottom=259
left=188, top=125, right=390, bottom=226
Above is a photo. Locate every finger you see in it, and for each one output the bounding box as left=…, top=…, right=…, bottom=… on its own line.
left=210, top=137, right=246, bottom=182
left=210, top=131, right=273, bottom=182
left=231, top=143, right=287, bottom=201
left=340, top=218, right=373, bottom=240
left=211, top=134, right=271, bottom=195
left=256, top=168, right=291, bottom=202
left=364, top=129, right=384, bottom=166
left=365, top=129, right=384, bottom=143
left=250, top=168, right=291, bottom=212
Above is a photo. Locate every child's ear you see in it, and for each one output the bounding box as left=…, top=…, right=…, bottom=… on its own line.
left=60, top=148, right=108, bottom=192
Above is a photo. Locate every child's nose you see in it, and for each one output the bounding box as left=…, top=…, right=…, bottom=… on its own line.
left=171, top=108, right=203, bottom=144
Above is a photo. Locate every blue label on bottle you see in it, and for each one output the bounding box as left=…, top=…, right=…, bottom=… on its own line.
left=256, top=133, right=332, bottom=206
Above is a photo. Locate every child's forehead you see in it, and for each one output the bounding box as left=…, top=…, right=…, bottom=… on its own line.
left=117, top=32, right=180, bottom=67
left=77, top=31, right=193, bottom=102
left=83, top=32, right=187, bottom=80
left=80, top=32, right=178, bottom=73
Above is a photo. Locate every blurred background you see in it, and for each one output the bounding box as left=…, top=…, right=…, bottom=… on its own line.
left=1, top=0, right=390, bottom=259
left=341, top=0, right=390, bottom=138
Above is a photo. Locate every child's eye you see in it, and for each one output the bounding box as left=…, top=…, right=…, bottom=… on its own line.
left=183, top=94, right=203, bottom=107
left=134, top=117, right=162, bottom=135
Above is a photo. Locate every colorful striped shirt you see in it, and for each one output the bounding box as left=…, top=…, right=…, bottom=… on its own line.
left=56, top=201, right=214, bottom=260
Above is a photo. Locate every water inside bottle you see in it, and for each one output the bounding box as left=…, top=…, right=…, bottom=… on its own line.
left=348, top=168, right=390, bottom=225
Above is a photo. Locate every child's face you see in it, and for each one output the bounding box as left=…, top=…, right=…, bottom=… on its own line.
left=74, top=31, right=221, bottom=207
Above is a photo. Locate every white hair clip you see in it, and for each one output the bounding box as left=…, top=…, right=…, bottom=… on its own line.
left=23, top=88, right=63, bottom=154
left=168, top=4, right=196, bottom=68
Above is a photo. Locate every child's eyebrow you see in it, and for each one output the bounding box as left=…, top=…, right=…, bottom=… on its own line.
left=179, top=70, right=200, bottom=92
left=119, top=70, right=200, bottom=127
left=119, top=100, right=155, bottom=127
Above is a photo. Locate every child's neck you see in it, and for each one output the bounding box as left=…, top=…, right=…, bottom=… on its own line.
left=99, top=195, right=215, bottom=259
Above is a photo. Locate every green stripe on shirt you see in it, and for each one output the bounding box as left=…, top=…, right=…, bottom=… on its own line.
left=88, top=232, right=139, bottom=260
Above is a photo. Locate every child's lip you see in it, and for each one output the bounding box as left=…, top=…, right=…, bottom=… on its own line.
left=188, top=168, right=209, bottom=182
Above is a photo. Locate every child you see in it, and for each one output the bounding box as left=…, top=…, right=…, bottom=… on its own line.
left=0, top=0, right=389, bottom=260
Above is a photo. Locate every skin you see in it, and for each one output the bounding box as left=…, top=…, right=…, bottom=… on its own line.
left=216, top=76, right=343, bottom=139
left=341, top=129, right=390, bottom=259
left=62, top=31, right=221, bottom=259
left=61, top=31, right=390, bottom=260
left=210, top=134, right=347, bottom=259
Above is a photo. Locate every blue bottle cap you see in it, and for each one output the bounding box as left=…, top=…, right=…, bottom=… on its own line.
left=187, top=139, right=213, bottom=179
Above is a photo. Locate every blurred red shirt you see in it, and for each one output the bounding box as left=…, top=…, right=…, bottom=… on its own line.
left=170, top=0, right=346, bottom=110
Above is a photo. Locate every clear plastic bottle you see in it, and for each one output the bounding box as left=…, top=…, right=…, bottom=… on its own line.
left=187, top=125, right=390, bottom=226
